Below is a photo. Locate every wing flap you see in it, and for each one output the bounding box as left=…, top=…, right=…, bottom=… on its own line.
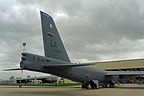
left=106, top=71, right=144, bottom=76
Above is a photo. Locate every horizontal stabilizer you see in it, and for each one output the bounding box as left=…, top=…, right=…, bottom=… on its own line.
left=106, top=71, right=144, bottom=76
left=44, top=62, right=96, bottom=68
left=3, top=68, right=22, bottom=71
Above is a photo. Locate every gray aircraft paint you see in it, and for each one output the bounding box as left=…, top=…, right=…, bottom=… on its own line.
left=20, top=52, right=107, bottom=84
left=40, top=11, right=70, bottom=62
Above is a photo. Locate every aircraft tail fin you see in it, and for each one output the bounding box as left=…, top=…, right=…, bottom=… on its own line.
left=40, top=11, right=70, bottom=62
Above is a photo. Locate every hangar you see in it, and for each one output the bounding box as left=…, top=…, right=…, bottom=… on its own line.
left=93, top=59, right=144, bottom=83
left=94, top=59, right=144, bottom=71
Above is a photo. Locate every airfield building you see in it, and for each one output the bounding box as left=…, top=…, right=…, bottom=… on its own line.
left=93, top=59, right=144, bottom=83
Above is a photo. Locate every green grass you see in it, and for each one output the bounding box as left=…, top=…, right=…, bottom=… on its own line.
left=0, top=83, right=81, bottom=86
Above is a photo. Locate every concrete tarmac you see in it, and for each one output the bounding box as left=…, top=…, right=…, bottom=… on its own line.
left=1, top=84, right=144, bottom=96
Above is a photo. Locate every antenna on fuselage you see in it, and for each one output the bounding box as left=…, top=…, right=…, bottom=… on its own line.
left=22, top=43, right=27, bottom=51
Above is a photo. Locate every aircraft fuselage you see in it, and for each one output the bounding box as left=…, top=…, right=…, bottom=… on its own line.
left=20, top=53, right=109, bottom=86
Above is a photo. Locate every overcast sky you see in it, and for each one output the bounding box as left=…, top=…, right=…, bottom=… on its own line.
left=1, top=0, right=144, bottom=79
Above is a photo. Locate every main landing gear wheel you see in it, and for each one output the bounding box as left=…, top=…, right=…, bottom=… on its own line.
left=82, top=81, right=98, bottom=90
left=82, top=83, right=86, bottom=89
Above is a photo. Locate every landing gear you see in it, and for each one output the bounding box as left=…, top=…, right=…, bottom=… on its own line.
left=104, top=81, right=115, bottom=88
left=82, top=83, right=86, bottom=89
left=109, top=81, right=115, bottom=88
left=82, top=80, right=99, bottom=90
left=102, top=85, right=107, bottom=88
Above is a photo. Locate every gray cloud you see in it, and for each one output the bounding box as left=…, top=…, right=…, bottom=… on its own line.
left=1, top=0, right=144, bottom=79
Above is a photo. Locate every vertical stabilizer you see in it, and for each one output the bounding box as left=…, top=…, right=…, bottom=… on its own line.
left=40, top=11, right=70, bottom=62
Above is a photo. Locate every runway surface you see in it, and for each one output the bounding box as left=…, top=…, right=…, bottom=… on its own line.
left=1, top=84, right=144, bottom=96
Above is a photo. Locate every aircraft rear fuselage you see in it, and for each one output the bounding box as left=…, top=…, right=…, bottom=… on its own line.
left=21, top=57, right=107, bottom=84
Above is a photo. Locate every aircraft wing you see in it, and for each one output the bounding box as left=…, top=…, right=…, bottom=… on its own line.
left=43, top=62, right=96, bottom=68
left=3, top=68, right=22, bottom=71
left=106, top=71, right=144, bottom=76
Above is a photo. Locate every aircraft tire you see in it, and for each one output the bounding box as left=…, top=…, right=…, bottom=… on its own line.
left=90, top=80, right=98, bottom=89
left=85, top=81, right=98, bottom=89
left=85, top=83, right=90, bottom=89
left=82, top=83, right=86, bottom=89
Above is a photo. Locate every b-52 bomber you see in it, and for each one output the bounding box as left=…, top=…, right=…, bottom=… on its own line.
left=5, top=11, right=144, bottom=89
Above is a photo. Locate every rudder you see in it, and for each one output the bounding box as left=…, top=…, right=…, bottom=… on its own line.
left=40, top=11, right=70, bottom=62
